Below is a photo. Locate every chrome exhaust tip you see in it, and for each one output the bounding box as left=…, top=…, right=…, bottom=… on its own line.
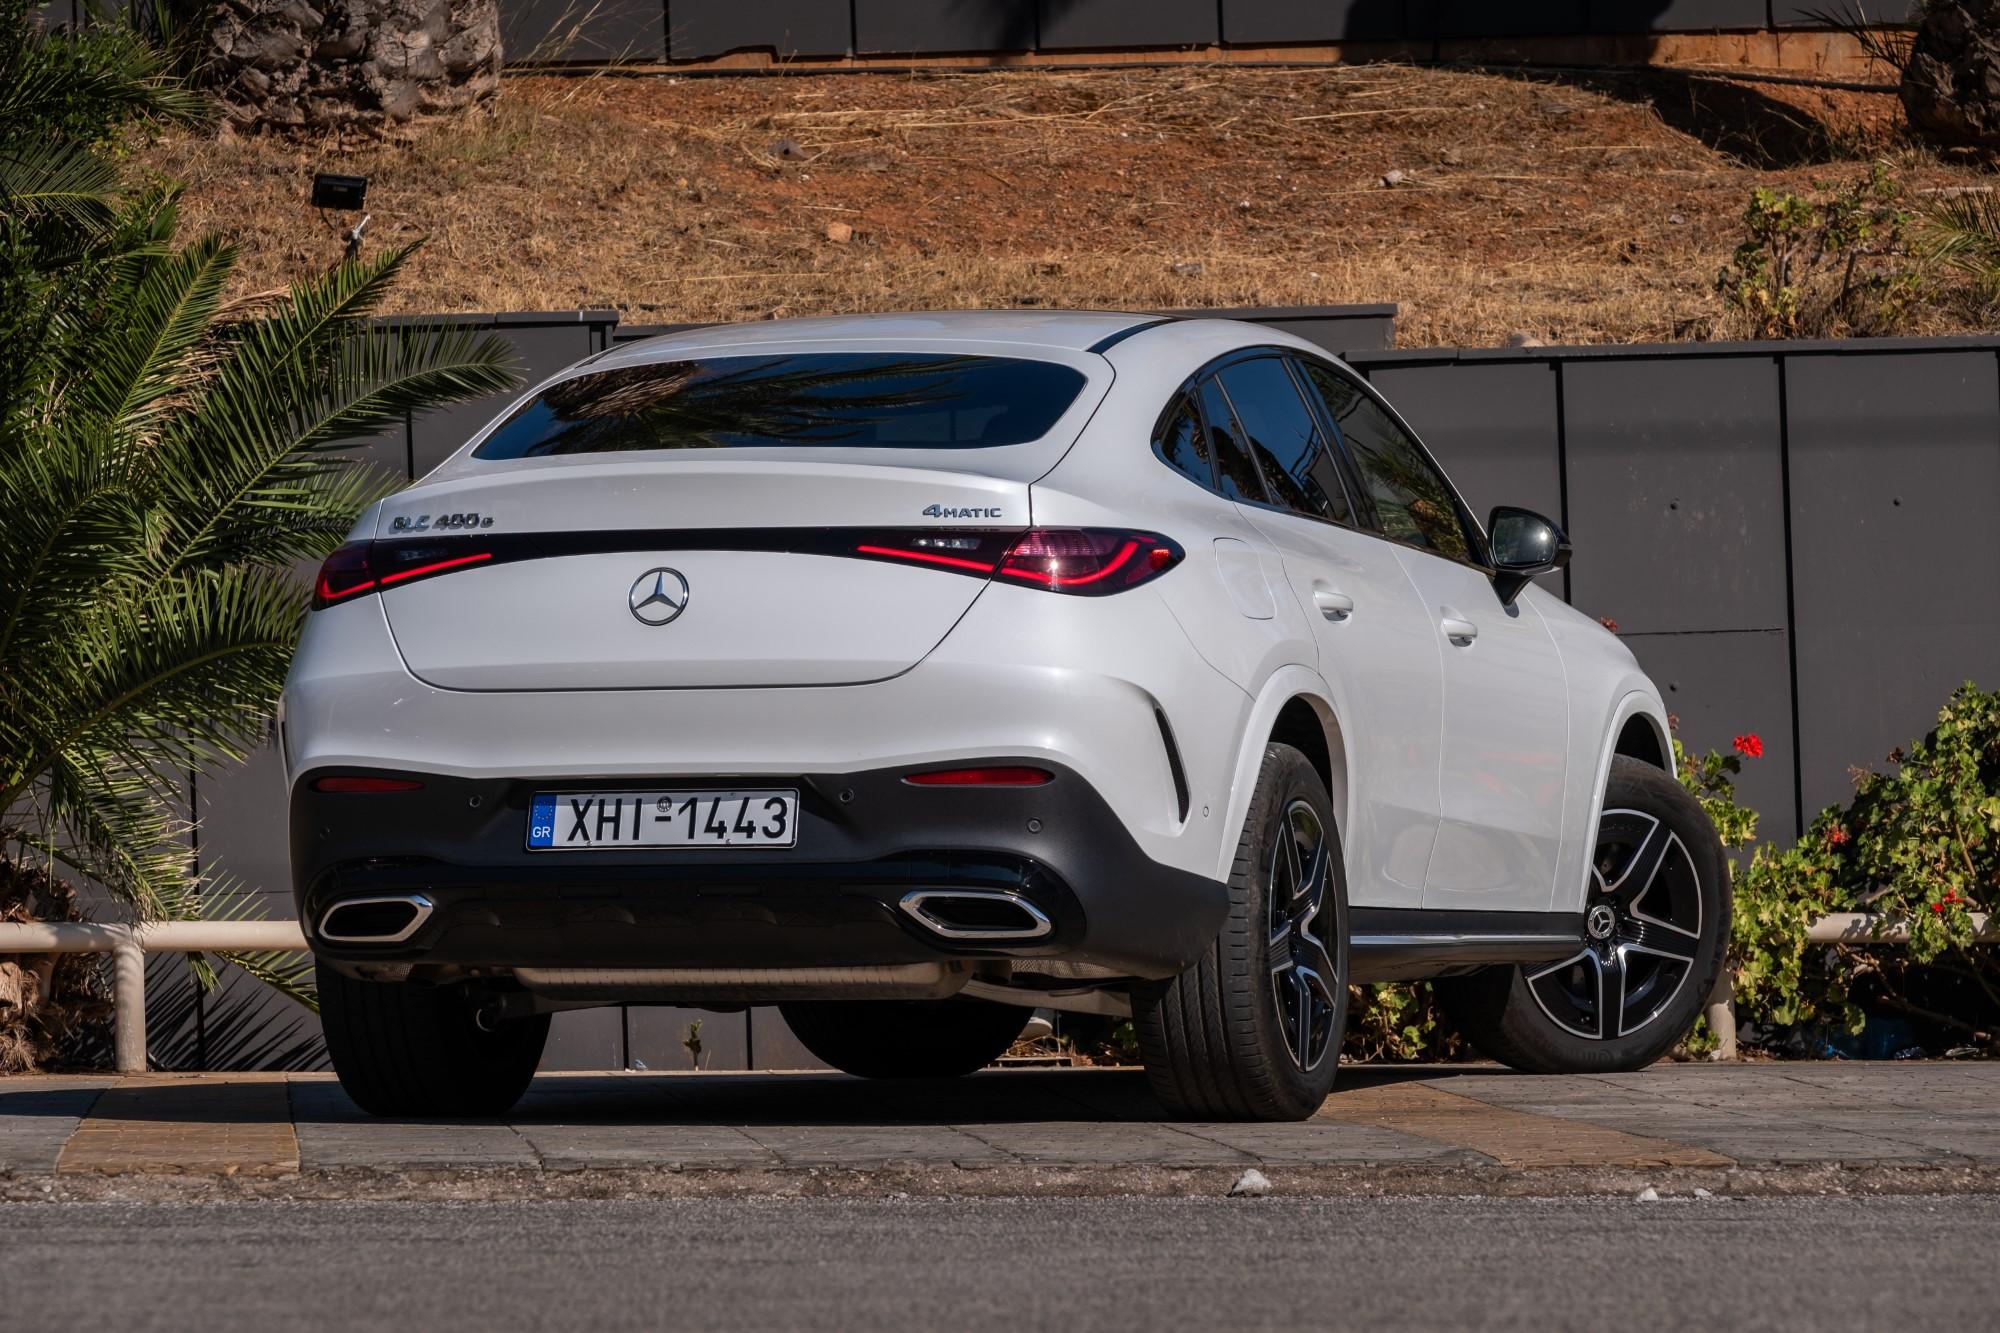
left=899, top=889, right=1054, bottom=941
left=317, top=894, right=434, bottom=944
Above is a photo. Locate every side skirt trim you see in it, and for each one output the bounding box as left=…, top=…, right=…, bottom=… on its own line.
left=1349, top=908, right=1585, bottom=982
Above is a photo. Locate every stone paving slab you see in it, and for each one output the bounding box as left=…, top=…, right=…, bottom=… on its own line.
left=0, top=1079, right=114, bottom=1175
left=5, top=1063, right=1999, bottom=1183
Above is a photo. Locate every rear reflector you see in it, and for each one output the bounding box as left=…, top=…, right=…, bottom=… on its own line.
left=903, top=767, right=1053, bottom=787
left=311, top=775, right=426, bottom=793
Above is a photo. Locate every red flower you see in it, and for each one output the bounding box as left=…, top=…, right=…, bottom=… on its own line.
left=1733, top=734, right=1765, bottom=759
left=1825, top=826, right=1850, bottom=847
left=1932, top=902, right=1946, bottom=914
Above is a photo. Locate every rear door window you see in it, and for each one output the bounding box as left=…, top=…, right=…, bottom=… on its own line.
left=1196, top=377, right=1268, bottom=504
left=1213, top=358, right=1355, bottom=525
left=474, top=354, right=1089, bottom=459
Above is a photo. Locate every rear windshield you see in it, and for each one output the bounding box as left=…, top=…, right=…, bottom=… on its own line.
left=473, top=353, right=1089, bottom=459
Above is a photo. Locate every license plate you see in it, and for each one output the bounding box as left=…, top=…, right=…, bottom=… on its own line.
left=527, top=790, right=799, bottom=850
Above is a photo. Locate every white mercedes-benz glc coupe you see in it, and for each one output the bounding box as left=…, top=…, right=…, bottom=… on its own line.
left=284, top=311, right=1728, bottom=1120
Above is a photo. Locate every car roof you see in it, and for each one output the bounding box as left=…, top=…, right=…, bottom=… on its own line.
left=585, top=310, right=1172, bottom=369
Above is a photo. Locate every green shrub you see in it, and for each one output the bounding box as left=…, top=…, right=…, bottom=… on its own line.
left=1693, top=684, right=1999, bottom=1052
left=1717, top=165, right=1917, bottom=340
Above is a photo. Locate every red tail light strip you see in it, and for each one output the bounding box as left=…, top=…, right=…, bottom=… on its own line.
left=853, top=544, right=997, bottom=574
left=310, top=527, right=1182, bottom=610
left=377, top=551, right=494, bottom=586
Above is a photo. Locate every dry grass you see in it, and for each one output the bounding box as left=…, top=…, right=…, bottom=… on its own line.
left=139, top=63, right=1996, bottom=346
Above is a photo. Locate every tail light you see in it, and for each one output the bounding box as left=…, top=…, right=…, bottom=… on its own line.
left=855, top=529, right=1181, bottom=595
left=313, top=541, right=494, bottom=609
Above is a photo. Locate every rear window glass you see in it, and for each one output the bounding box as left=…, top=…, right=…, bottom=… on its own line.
left=473, top=354, right=1088, bottom=459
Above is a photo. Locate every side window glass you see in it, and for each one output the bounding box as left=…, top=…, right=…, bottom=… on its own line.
left=1196, top=376, right=1268, bottom=504
left=1153, top=392, right=1215, bottom=491
left=1301, top=362, right=1473, bottom=562
left=1214, top=358, right=1354, bottom=525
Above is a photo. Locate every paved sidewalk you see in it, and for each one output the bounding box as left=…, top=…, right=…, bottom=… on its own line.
left=4, top=1063, right=1998, bottom=1195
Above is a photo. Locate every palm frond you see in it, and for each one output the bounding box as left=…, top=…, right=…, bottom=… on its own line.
left=0, top=137, right=121, bottom=227
left=185, top=881, right=318, bottom=1012
left=1920, top=192, right=2000, bottom=295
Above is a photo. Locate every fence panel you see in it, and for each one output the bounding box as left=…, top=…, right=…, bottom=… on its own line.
left=1423, top=1, right=1591, bottom=37
left=1621, top=629, right=1800, bottom=837
left=500, top=0, right=668, bottom=62
left=1037, top=0, right=1218, bottom=49
left=1587, top=1, right=1774, bottom=30
left=1220, top=0, right=1411, bottom=41
left=1784, top=348, right=2000, bottom=819
left=854, top=0, right=1038, bottom=54
left=629, top=1007, right=752, bottom=1071
left=1562, top=354, right=1788, bottom=635
left=668, top=0, right=854, bottom=60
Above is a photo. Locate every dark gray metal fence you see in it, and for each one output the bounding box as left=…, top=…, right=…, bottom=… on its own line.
left=32, top=1, right=1913, bottom=65
left=1349, top=336, right=2000, bottom=841
left=170, top=309, right=1999, bottom=1072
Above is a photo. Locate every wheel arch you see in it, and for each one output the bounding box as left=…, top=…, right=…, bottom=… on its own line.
left=1557, top=687, right=1674, bottom=913
left=1215, top=666, right=1350, bottom=884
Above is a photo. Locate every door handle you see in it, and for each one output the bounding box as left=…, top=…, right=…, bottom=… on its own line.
left=1439, top=614, right=1478, bottom=645
left=1313, top=589, right=1355, bottom=621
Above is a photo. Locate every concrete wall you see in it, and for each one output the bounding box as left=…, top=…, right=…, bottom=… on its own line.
left=166, top=311, right=2000, bottom=1071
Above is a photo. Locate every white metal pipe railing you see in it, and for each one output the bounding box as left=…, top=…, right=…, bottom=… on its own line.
left=2, top=912, right=1992, bottom=1073
left=0, top=920, right=307, bottom=1073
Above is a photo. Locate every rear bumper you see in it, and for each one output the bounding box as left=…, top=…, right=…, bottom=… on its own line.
left=294, top=760, right=1228, bottom=981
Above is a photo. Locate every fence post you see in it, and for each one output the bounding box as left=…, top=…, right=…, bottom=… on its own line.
left=1705, top=971, right=1737, bottom=1061
left=111, top=927, right=147, bottom=1074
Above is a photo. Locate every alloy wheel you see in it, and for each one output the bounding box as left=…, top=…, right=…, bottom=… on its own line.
left=1267, top=798, right=1340, bottom=1071
left=1526, top=808, right=1704, bottom=1041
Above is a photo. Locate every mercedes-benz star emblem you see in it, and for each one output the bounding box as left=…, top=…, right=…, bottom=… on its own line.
left=628, top=568, right=689, bottom=626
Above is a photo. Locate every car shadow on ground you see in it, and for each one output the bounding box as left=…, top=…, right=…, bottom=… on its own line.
left=1, top=1062, right=1529, bottom=1130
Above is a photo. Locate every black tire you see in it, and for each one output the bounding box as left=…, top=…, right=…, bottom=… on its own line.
left=317, top=965, right=549, bottom=1117
left=1135, top=743, right=1350, bottom=1121
left=1437, top=756, right=1731, bottom=1074
left=777, top=997, right=1028, bottom=1078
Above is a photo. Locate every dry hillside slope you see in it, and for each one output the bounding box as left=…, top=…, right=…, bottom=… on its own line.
left=142, top=64, right=1993, bottom=346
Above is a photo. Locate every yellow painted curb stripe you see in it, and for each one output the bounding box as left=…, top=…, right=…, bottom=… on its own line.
left=1319, top=1081, right=1734, bottom=1169
left=57, top=1075, right=299, bottom=1176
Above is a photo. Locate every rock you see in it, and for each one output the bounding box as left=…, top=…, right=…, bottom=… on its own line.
left=1902, top=2, right=2000, bottom=149
left=1506, top=331, right=1546, bottom=348
left=205, top=1, right=502, bottom=134
left=773, top=137, right=809, bottom=162
left=1634, top=1186, right=1660, bottom=1202
left=1170, top=260, right=1204, bottom=278
left=1380, top=169, right=1406, bottom=188
left=824, top=221, right=854, bottom=244
left=1693, top=1188, right=1714, bottom=1199
left=1667, top=214, right=1686, bottom=226
left=1228, top=1168, right=1272, bottom=1198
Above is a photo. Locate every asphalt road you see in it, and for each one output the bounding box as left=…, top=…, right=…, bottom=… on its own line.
left=8, top=1194, right=1995, bottom=1331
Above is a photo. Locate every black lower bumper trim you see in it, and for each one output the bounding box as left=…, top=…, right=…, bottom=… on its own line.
left=293, top=760, right=1227, bottom=979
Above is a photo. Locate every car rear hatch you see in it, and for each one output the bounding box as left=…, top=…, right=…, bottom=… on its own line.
left=365, top=342, right=1108, bottom=691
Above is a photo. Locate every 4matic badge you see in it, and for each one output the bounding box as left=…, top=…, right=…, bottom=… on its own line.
left=921, top=504, right=1003, bottom=519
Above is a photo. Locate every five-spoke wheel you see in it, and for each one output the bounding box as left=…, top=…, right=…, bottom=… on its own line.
left=1436, top=756, right=1730, bottom=1074
left=1138, top=743, right=1350, bottom=1119
left=1269, top=798, right=1342, bottom=1072
left=1525, top=807, right=1706, bottom=1041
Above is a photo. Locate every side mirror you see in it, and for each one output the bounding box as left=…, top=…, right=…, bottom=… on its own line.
left=1487, top=506, right=1572, bottom=607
